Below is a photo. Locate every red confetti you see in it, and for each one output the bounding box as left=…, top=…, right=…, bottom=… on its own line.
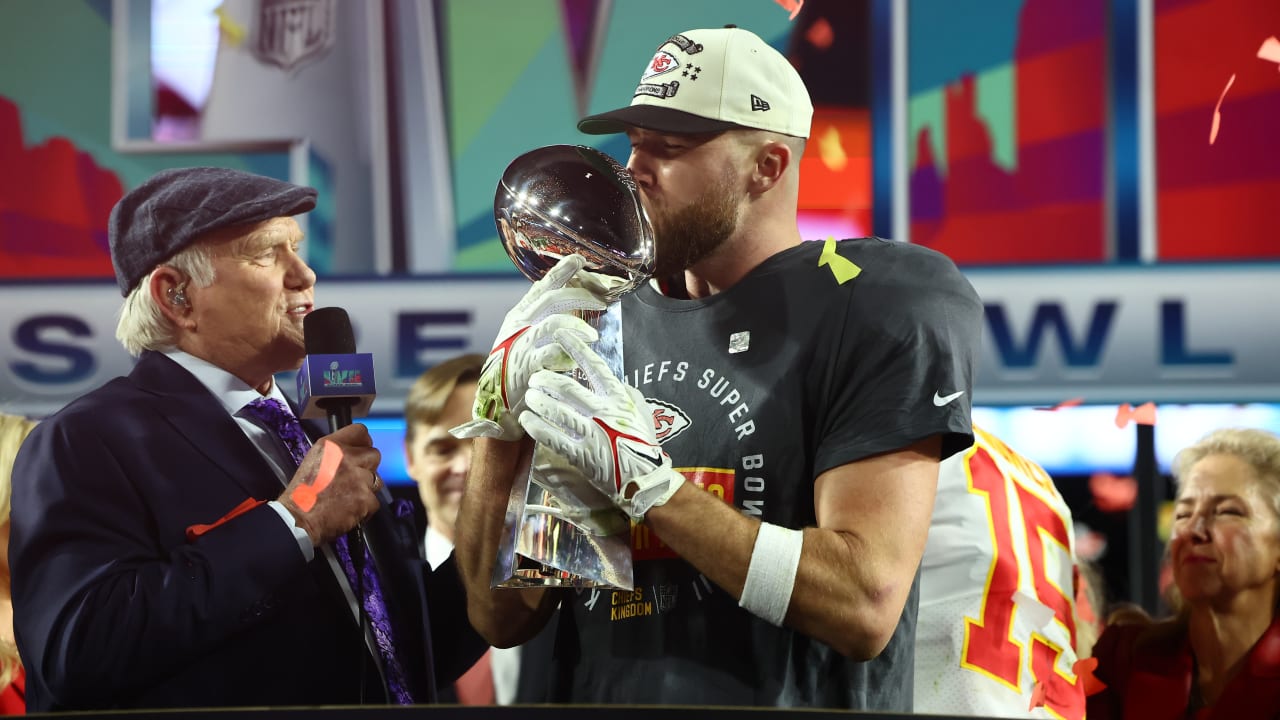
left=1115, top=401, right=1157, bottom=428
left=1028, top=681, right=1048, bottom=710
left=806, top=17, right=834, bottom=49
left=1090, top=472, right=1138, bottom=513
left=291, top=439, right=342, bottom=512
left=1073, top=657, right=1108, bottom=697
left=1209, top=74, right=1235, bottom=145
left=1034, top=397, right=1084, bottom=411
left=774, top=0, right=804, bottom=21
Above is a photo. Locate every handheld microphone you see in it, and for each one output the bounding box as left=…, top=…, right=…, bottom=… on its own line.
left=299, top=307, right=378, bottom=701
left=298, top=307, right=377, bottom=433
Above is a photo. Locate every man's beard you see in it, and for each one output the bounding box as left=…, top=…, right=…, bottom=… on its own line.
left=648, top=173, right=739, bottom=279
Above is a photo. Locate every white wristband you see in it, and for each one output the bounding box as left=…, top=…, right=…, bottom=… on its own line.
left=739, top=522, right=804, bottom=626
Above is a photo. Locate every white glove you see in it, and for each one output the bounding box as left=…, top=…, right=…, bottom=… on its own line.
left=451, top=254, right=613, bottom=441
left=518, top=328, right=684, bottom=520
left=524, top=444, right=631, bottom=537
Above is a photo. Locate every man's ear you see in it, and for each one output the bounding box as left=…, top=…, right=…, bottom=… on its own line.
left=148, top=267, right=195, bottom=329
left=748, top=140, right=792, bottom=195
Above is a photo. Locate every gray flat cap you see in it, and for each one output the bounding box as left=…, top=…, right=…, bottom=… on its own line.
left=108, top=166, right=318, bottom=295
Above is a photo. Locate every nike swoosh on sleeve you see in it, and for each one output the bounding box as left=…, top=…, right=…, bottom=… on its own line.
left=932, top=390, right=965, bottom=406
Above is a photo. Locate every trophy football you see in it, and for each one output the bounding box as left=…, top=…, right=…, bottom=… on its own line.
left=490, top=144, right=654, bottom=590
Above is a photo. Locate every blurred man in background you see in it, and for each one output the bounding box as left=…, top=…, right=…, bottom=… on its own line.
left=404, top=354, right=551, bottom=704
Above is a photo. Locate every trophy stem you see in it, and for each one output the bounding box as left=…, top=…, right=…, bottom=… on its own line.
left=491, top=303, right=635, bottom=590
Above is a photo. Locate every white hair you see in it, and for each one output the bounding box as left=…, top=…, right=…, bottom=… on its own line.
left=114, top=242, right=216, bottom=357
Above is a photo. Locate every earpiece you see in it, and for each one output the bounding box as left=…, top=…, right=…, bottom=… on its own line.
left=167, top=282, right=189, bottom=307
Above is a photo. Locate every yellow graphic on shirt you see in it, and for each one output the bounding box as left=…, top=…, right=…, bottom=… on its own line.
left=818, top=236, right=861, bottom=284
left=610, top=586, right=653, bottom=621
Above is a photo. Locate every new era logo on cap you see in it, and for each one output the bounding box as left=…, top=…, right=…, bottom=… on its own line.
left=577, top=26, right=813, bottom=139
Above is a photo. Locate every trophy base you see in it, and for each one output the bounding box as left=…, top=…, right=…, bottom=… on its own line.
left=492, top=444, right=634, bottom=591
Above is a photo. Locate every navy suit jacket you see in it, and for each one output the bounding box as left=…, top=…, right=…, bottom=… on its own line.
left=10, top=351, right=486, bottom=711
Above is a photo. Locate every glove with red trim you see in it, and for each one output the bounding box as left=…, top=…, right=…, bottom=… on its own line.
left=451, top=254, right=612, bottom=442
left=519, top=329, right=684, bottom=519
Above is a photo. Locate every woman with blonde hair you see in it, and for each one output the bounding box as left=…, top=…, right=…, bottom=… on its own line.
left=1087, top=427, right=1280, bottom=718
left=0, top=412, right=36, bottom=714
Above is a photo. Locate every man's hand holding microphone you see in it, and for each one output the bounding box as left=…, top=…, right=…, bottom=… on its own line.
left=277, top=306, right=385, bottom=546
left=279, top=426, right=383, bottom=546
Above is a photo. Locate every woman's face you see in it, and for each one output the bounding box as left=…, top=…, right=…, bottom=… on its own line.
left=1170, top=453, right=1280, bottom=609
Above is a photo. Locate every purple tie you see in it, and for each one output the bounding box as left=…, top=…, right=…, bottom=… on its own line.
left=243, top=397, right=416, bottom=705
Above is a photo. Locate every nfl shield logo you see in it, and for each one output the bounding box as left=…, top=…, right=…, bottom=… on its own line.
left=253, top=0, right=337, bottom=73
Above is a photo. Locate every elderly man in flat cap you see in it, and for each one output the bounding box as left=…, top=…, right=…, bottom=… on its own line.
left=9, top=167, right=485, bottom=711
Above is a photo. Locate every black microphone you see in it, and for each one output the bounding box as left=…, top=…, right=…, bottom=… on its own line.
left=299, top=307, right=379, bottom=701
left=298, top=307, right=377, bottom=433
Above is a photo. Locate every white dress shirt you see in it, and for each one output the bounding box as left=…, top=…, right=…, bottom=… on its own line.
left=163, top=350, right=313, bottom=558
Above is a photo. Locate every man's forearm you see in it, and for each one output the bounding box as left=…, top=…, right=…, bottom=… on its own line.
left=454, top=436, right=559, bottom=647
left=643, top=442, right=939, bottom=660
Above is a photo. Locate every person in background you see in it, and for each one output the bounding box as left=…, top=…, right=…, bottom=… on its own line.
left=914, top=425, right=1085, bottom=718
left=1088, top=427, right=1280, bottom=719
left=403, top=354, right=551, bottom=705
left=452, top=24, right=982, bottom=711
left=1074, top=558, right=1106, bottom=659
left=0, top=413, right=36, bottom=714
left=9, top=167, right=485, bottom=711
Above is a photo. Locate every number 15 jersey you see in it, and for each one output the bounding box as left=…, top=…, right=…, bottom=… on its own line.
left=914, top=426, right=1085, bottom=719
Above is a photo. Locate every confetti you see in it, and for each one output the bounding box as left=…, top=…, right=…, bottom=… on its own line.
left=291, top=439, right=342, bottom=512
left=1209, top=74, right=1235, bottom=145
left=213, top=4, right=246, bottom=47
left=1258, top=36, right=1280, bottom=67
left=1028, top=681, right=1048, bottom=711
left=1090, top=471, right=1137, bottom=513
left=1073, top=657, right=1108, bottom=697
left=1115, top=401, right=1157, bottom=428
left=806, top=17, right=834, bottom=49
left=774, top=0, right=804, bottom=21
left=818, top=236, right=861, bottom=284
left=818, top=125, right=847, bottom=171
left=1011, top=590, right=1054, bottom=629
left=1034, top=397, right=1084, bottom=411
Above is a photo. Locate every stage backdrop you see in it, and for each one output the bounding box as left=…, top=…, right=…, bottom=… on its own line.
left=1, top=0, right=1277, bottom=419
left=2, top=262, right=1276, bottom=419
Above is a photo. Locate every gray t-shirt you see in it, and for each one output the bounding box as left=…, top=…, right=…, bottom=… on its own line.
left=549, top=238, right=983, bottom=710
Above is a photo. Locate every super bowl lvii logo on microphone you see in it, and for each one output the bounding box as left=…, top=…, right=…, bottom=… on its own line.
left=322, top=360, right=364, bottom=388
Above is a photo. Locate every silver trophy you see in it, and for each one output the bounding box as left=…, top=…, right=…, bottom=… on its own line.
left=491, top=144, right=654, bottom=590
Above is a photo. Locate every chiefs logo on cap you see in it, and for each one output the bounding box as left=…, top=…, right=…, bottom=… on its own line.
left=641, top=50, right=680, bottom=81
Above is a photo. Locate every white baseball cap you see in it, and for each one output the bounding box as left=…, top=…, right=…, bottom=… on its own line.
left=579, top=26, right=813, bottom=139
